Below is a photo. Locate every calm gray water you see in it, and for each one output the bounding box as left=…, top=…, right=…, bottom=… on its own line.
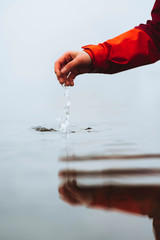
left=0, top=85, right=160, bottom=240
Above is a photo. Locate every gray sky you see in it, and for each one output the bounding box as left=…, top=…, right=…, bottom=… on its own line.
left=0, top=0, right=159, bottom=126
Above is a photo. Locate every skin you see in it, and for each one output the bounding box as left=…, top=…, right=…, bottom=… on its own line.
left=58, top=180, right=94, bottom=206
left=54, top=51, right=93, bottom=86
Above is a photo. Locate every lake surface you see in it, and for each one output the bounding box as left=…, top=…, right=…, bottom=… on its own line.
left=0, top=90, right=160, bottom=240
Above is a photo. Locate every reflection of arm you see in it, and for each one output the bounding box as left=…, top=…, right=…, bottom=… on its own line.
left=59, top=180, right=160, bottom=239
left=90, top=186, right=158, bottom=216
left=153, top=218, right=160, bottom=240
left=82, top=0, right=160, bottom=74
left=90, top=185, right=160, bottom=240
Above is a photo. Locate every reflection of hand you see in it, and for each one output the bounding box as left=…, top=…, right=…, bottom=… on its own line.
left=54, top=51, right=93, bottom=86
left=58, top=180, right=94, bottom=206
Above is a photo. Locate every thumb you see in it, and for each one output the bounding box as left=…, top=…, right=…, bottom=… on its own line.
left=61, top=57, right=79, bottom=75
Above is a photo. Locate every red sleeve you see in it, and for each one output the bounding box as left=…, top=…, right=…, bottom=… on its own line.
left=82, top=0, right=160, bottom=74
left=136, top=0, right=160, bottom=53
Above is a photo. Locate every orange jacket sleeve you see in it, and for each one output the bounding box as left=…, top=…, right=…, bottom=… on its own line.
left=82, top=28, right=160, bottom=74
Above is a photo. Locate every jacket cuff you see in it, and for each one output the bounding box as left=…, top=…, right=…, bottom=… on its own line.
left=82, top=43, right=110, bottom=72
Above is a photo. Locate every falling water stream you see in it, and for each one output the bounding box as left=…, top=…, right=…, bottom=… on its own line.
left=59, top=86, right=70, bottom=133
left=58, top=86, right=71, bottom=180
left=33, top=86, right=70, bottom=133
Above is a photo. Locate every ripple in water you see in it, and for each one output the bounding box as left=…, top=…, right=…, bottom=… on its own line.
left=33, top=86, right=93, bottom=133
left=33, top=126, right=57, bottom=132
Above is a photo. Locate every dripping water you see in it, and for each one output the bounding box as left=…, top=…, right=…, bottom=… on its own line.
left=58, top=85, right=71, bottom=181
left=59, top=86, right=70, bottom=133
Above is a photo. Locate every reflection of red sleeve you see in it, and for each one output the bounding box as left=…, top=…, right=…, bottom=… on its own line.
left=153, top=218, right=160, bottom=240
left=90, top=186, right=159, bottom=217
left=82, top=0, right=160, bottom=74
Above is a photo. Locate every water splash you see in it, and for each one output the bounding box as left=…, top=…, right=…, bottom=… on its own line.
left=59, top=86, right=70, bottom=133
left=33, top=126, right=57, bottom=132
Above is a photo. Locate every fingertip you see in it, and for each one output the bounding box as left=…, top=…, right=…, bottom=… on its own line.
left=54, top=62, right=60, bottom=74
left=65, top=80, right=70, bottom=86
left=59, top=78, right=64, bottom=85
left=58, top=185, right=64, bottom=194
left=70, top=81, right=74, bottom=86
left=56, top=70, right=62, bottom=78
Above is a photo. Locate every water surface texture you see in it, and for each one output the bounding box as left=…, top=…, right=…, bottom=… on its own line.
left=1, top=84, right=160, bottom=240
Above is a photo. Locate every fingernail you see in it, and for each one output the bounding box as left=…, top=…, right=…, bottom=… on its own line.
left=61, top=67, right=67, bottom=74
left=59, top=78, right=64, bottom=84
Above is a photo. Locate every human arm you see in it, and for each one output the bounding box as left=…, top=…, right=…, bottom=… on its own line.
left=54, top=0, right=160, bottom=86
left=82, top=0, right=160, bottom=74
left=83, top=28, right=160, bottom=74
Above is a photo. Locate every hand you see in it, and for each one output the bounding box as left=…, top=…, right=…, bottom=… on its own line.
left=54, top=51, right=93, bottom=86
left=58, top=180, right=94, bottom=206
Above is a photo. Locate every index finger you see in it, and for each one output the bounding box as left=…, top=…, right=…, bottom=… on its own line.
left=54, top=61, right=61, bottom=77
left=54, top=52, right=71, bottom=76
